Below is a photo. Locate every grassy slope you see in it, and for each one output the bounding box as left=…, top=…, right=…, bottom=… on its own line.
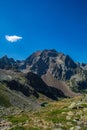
left=3, top=95, right=87, bottom=130
left=0, top=83, right=11, bottom=107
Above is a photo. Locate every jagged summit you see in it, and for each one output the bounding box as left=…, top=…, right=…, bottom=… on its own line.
left=0, top=49, right=87, bottom=97
left=24, top=49, right=77, bottom=80
left=0, top=55, right=18, bottom=69
left=0, top=49, right=77, bottom=79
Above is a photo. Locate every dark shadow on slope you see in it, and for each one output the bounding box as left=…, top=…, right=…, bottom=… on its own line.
left=2, top=72, right=66, bottom=100
left=25, top=72, right=66, bottom=100
left=3, top=80, right=39, bottom=98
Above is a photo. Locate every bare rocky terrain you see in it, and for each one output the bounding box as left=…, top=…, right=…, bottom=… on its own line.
left=0, top=49, right=87, bottom=96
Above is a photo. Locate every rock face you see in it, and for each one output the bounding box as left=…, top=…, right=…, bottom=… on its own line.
left=24, top=49, right=77, bottom=80
left=21, top=49, right=87, bottom=96
left=0, top=55, right=18, bottom=69
left=0, top=49, right=87, bottom=98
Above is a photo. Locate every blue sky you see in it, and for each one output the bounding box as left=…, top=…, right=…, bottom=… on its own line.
left=0, top=0, right=87, bottom=63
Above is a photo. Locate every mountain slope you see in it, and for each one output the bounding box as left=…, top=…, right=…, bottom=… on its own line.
left=1, top=95, right=87, bottom=130
left=0, top=49, right=87, bottom=98
left=0, top=50, right=87, bottom=130
left=0, top=69, right=66, bottom=108
left=21, top=49, right=86, bottom=96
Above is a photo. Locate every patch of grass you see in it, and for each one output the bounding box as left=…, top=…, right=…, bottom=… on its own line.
left=25, top=127, right=40, bottom=130
left=11, top=126, right=42, bottom=130
left=82, top=103, right=87, bottom=107
left=44, top=108, right=69, bottom=124
left=10, top=126, right=25, bottom=130
left=0, top=84, right=11, bottom=107
left=0, top=95, right=11, bottom=107
left=49, top=109, right=69, bottom=115
left=8, top=114, right=29, bottom=124
left=50, top=117, right=67, bottom=123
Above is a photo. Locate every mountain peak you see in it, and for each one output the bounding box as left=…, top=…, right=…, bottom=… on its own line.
left=0, top=49, right=87, bottom=98
left=23, top=49, right=77, bottom=80
left=0, top=55, right=18, bottom=69
left=2, top=55, right=8, bottom=59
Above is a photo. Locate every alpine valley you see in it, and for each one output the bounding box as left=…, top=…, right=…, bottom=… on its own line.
left=0, top=49, right=87, bottom=130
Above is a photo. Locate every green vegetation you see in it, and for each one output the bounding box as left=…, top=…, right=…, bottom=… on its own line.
left=10, top=126, right=25, bottom=130
left=0, top=95, right=87, bottom=130
left=8, top=114, right=29, bottom=124
left=24, top=127, right=40, bottom=130
left=0, top=84, right=11, bottom=107
left=82, top=103, right=87, bottom=107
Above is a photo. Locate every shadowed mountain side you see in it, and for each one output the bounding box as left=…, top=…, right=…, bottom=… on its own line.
left=0, top=69, right=66, bottom=107
left=0, top=55, right=18, bottom=69
left=25, top=72, right=66, bottom=100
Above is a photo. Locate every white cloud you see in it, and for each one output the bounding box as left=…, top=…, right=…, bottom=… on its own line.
left=5, top=35, right=22, bottom=42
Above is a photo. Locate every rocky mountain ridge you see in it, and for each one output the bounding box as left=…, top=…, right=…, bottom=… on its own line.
left=0, top=68, right=66, bottom=109
left=20, top=49, right=87, bottom=95
left=0, top=49, right=86, bottom=80
left=0, top=49, right=87, bottom=103
left=22, top=49, right=78, bottom=80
